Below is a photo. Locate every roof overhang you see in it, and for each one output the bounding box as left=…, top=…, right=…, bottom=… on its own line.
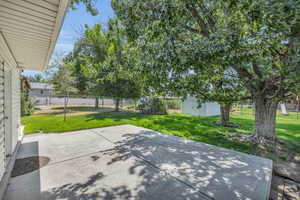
left=0, top=0, right=70, bottom=71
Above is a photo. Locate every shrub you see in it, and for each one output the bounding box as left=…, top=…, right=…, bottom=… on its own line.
left=137, top=97, right=167, bottom=114
left=163, top=99, right=181, bottom=110
left=21, top=92, right=34, bottom=116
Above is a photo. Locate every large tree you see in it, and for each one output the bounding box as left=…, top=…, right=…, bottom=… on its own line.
left=113, top=0, right=300, bottom=141
left=68, top=24, right=108, bottom=108
left=100, top=20, right=142, bottom=111
left=70, top=21, right=142, bottom=111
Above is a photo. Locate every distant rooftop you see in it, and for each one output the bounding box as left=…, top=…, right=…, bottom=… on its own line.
left=30, top=82, right=53, bottom=90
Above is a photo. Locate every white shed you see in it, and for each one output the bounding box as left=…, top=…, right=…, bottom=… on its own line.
left=182, top=96, right=221, bottom=117
left=0, top=0, right=69, bottom=198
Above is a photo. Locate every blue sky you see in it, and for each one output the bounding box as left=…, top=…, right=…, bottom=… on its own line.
left=23, top=0, right=114, bottom=77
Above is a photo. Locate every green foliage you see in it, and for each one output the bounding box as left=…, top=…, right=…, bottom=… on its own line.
left=21, top=92, right=34, bottom=116
left=137, top=97, right=167, bottom=115
left=69, top=21, right=142, bottom=104
left=51, top=55, right=79, bottom=121
left=112, top=0, right=300, bottom=137
left=113, top=0, right=300, bottom=98
left=69, top=0, right=98, bottom=16
left=27, top=74, right=45, bottom=83
left=52, top=60, right=78, bottom=96
left=163, top=99, right=181, bottom=110
left=68, top=24, right=107, bottom=94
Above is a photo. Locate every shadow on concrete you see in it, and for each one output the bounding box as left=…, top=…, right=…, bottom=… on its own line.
left=92, top=128, right=272, bottom=200
left=5, top=142, right=42, bottom=200
left=40, top=149, right=206, bottom=200
left=5, top=126, right=272, bottom=200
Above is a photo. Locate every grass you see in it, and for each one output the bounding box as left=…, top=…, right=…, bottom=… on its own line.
left=22, top=106, right=300, bottom=158
left=235, top=108, right=300, bottom=146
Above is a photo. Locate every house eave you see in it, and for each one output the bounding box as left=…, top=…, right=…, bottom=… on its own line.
left=0, top=0, right=70, bottom=71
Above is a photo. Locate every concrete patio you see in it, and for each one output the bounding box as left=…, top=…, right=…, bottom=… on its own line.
left=5, top=125, right=272, bottom=200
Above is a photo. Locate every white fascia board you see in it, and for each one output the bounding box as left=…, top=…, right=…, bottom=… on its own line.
left=42, top=0, right=70, bottom=71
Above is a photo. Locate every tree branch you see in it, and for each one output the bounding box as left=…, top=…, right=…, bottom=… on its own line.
left=288, top=31, right=300, bottom=38
left=196, top=1, right=216, bottom=30
left=185, top=26, right=202, bottom=35
left=252, top=61, right=262, bottom=78
left=185, top=4, right=210, bottom=38
left=231, top=64, right=257, bottom=95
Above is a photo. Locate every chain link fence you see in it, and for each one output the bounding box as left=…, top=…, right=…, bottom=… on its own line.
left=29, top=94, right=182, bottom=114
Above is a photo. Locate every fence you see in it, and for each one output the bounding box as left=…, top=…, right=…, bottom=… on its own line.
left=30, top=95, right=136, bottom=106
left=29, top=95, right=182, bottom=114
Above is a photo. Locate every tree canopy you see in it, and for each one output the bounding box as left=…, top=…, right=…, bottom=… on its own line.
left=112, top=0, right=300, bottom=140
left=68, top=20, right=142, bottom=111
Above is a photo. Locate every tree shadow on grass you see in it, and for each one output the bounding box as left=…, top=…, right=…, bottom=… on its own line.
left=84, top=113, right=253, bottom=153
left=85, top=112, right=300, bottom=154
left=147, top=115, right=253, bottom=153
left=36, top=106, right=115, bottom=116
left=84, top=112, right=154, bottom=122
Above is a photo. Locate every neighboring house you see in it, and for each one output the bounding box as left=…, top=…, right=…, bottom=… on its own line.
left=29, top=82, right=53, bottom=105
left=29, top=82, right=53, bottom=97
left=182, top=96, right=221, bottom=117
left=0, top=0, right=69, bottom=198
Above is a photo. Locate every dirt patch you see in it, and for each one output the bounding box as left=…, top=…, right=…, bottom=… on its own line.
left=227, top=132, right=300, bottom=164
left=215, top=121, right=240, bottom=127
left=11, top=156, right=50, bottom=177
left=270, top=175, right=300, bottom=200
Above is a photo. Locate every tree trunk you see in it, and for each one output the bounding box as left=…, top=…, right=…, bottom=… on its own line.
left=95, top=97, right=99, bottom=109
left=253, top=97, right=279, bottom=141
left=115, top=98, right=120, bottom=112
left=220, top=103, right=231, bottom=126
left=64, top=96, right=67, bottom=122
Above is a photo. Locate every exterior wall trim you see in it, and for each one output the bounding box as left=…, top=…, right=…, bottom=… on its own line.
left=0, top=32, right=17, bottom=69
left=0, top=138, right=22, bottom=200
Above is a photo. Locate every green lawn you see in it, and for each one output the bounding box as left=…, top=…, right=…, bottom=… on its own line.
left=21, top=107, right=300, bottom=156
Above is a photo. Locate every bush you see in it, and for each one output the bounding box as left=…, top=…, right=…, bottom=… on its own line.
left=21, top=92, right=34, bottom=116
left=137, top=97, right=167, bottom=114
left=163, top=99, right=181, bottom=110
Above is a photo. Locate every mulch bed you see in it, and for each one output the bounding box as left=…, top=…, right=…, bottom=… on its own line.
left=11, top=156, right=50, bottom=177
left=270, top=175, right=300, bottom=200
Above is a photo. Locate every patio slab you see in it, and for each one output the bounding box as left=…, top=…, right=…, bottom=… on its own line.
left=5, top=125, right=272, bottom=200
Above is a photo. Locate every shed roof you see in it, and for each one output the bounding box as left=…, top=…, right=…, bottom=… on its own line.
left=30, top=82, right=53, bottom=90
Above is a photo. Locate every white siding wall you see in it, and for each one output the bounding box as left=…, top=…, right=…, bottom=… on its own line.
left=204, top=102, right=221, bottom=117
left=0, top=59, right=5, bottom=180
left=182, top=96, right=207, bottom=116
left=11, top=68, right=21, bottom=150
left=182, top=96, right=221, bottom=117
left=0, top=36, right=21, bottom=182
